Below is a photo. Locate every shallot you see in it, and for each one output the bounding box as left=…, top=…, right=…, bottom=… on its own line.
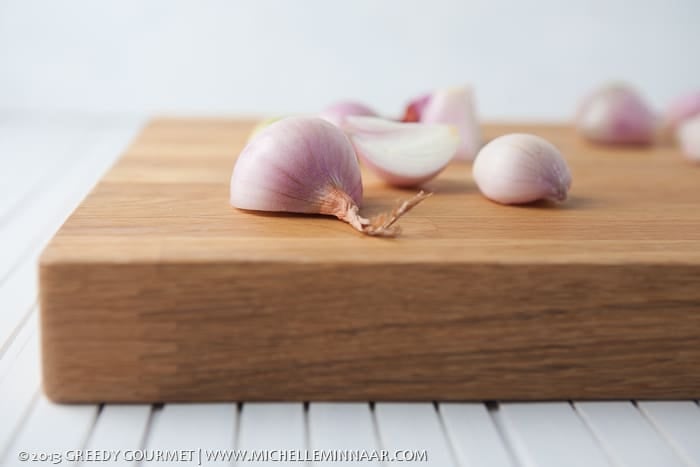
left=230, top=117, right=430, bottom=236
left=343, top=116, right=459, bottom=187
left=402, top=86, right=482, bottom=160
left=473, top=133, right=572, bottom=205
left=677, top=115, right=700, bottom=163
left=576, top=83, right=656, bottom=145
left=665, top=90, right=700, bottom=130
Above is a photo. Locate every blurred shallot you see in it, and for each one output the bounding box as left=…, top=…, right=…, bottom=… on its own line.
left=677, top=115, right=700, bottom=163
left=576, top=83, right=656, bottom=145
left=665, top=90, right=700, bottom=131
left=403, top=86, right=482, bottom=160
left=318, top=100, right=378, bottom=127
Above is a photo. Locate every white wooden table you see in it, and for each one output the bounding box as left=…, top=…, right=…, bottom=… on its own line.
left=0, top=113, right=698, bottom=467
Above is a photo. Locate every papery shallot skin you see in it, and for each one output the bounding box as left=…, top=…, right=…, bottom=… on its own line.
left=576, top=83, right=656, bottom=145
left=230, top=117, right=363, bottom=213
left=318, top=101, right=377, bottom=127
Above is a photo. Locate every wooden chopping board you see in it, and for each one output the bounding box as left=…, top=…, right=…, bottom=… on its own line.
left=40, top=118, right=700, bottom=402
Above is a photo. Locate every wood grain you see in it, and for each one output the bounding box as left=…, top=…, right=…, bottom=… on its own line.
left=40, top=119, right=700, bottom=402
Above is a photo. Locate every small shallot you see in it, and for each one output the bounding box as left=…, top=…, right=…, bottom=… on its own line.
left=677, top=115, right=700, bottom=163
left=665, top=90, right=700, bottom=130
left=230, top=116, right=430, bottom=236
left=473, top=133, right=572, bottom=205
left=343, top=116, right=459, bottom=187
left=576, top=83, right=656, bottom=145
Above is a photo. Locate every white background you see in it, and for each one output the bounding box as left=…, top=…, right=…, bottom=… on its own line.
left=0, top=0, right=698, bottom=120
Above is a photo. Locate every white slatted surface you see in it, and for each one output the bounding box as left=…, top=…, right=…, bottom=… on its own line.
left=374, top=403, right=456, bottom=466
left=576, top=402, right=689, bottom=467
left=0, top=260, right=36, bottom=354
left=497, top=403, right=613, bottom=467
left=0, top=325, right=40, bottom=462
left=0, top=118, right=85, bottom=225
left=237, top=403, right=306, bottom=467
left=308, top=403, right=380, bottom=467
left=638, top=401, right=700, bottom=467
left=4, top=395, right=97, bottom=467
left=440, top=403, right=516, bottom=467
left=82, top=405, right=152, bottom=467
left=0, top=311, right=37, bottom=385
left=143, top=403, right=237, bottom=467
left=0, top=112, right=698, bottom=467
left=0, top=117, right=140, bottom=284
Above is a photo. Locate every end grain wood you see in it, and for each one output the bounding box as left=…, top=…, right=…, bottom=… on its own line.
left=40, top=119, right=700, bottom=402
